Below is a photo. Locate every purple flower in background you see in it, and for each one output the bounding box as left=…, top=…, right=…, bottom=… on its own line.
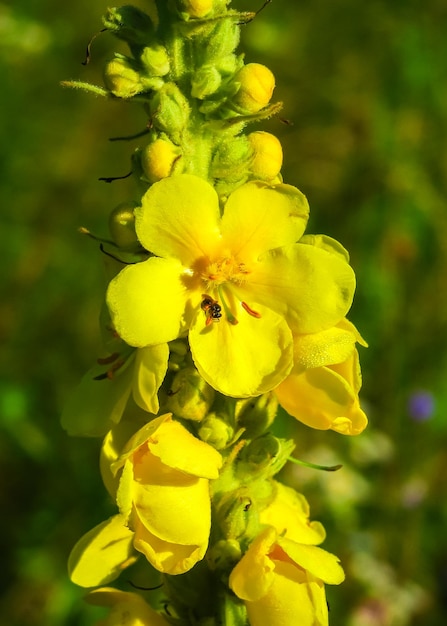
left=408, top=391, right=435, bottom=422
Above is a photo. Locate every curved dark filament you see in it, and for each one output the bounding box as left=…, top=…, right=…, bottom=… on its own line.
left=82, top=28, right=108, bottom=66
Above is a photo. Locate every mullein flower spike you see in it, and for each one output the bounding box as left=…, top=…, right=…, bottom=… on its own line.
left=63, top=1, right=368, bottom=625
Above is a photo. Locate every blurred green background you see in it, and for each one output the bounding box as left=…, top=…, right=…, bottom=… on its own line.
left=1, top=0, right=447, bottom=624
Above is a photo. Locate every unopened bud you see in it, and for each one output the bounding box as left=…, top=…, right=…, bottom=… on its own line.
left=140, top=44, right=170, bottom=77
left=198, top=413, right=234, bottom=449
left=103, top=56, right=143, bottom=98
left=215, top=488, right=259, bottom=541
left=235, top=393, right=278, bottom=439
left=108, top=201, right=139, bottom=250
left=207, top=539, right=241, bottom=571
left=141, top=138, right=181, bottom=183
left=233, top=63, right=275, bottom=113
left=150, top=83, right=190, bottom=140
left=191, top=65, right=221, bottom=99
left=211, top=135, right=252, bottom=181
left=248, top=131, right=283, bottom=180
left=166, top=367, right=215, bottom=421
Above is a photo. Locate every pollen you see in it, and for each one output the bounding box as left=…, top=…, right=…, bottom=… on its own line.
left=202, top=256, right=250, bottom=288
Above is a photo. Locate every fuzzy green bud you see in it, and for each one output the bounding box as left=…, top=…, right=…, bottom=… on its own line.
left=211, top=135, right=252, bottom=182
left=233, top=63, right=275, bottom=113
left=102, top=6, right=154, bottom=47
left=103, top=56, right=143, bottom=98
left=108, top=201, right=139, bottom=249
left=140, top=44, right=170, bottom=77
left=204, top=18, right=240, bottom=62
left=191, top=65, right=222, bottom=99
left=215, top=488, right=260, bottom=541
left=248, top=131, right=283, bottom=181
left=236, top=393, right=279, bottom=439
left=206, top=539, right=241, bottom=571
left=166, top=367, right=215, bottom=421
left=237, top=435, right=296, bottom=480
left=150, top=83, right=190, bottom=141
left=198, top=413, right=234, bottom=449
left=140, top=138, right=181, bottom=183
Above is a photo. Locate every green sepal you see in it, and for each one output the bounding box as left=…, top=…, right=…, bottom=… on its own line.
left=102, top=6, right=155, bottom=51
left=236, top=435, right=296, bottom=480
left=60, top=80, right=108, bottom=97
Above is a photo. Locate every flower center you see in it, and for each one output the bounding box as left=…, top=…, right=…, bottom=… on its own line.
left=197, top=255, right=260, bottom=326
left=203, top=256, right=250, bottom=287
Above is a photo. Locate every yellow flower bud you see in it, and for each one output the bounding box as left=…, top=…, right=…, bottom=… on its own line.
left=178, top=0, right=214, bottom=18
left=141, top=138, right=181, bottom=183
left=248, top=131, right=283, bottom=180
left=103, top=57, right=143, bottom=98
left=233, top=63, right=275, bottom=113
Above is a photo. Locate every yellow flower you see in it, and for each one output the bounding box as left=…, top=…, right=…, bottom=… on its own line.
left=107, top=174, right=356, bottom=397
left=275, top=318, right=368, bottom=435
left=68, top=415, right=222, bottom=584
left=229, top=527, right=345, bottom=626
left=113, top=414, right=222, bottom=574
left=86, top=588, right=170, bottom=626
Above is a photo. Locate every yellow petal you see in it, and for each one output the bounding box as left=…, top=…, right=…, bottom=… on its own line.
left=145, top=417, right=222, bottom=478
left=132, top=453, right=211, bottom=545
left=278, top=538, right=345, bottom=585
left=107, top=257, right=187, bottom=347
left=260, top=482, right=326, bottom=545
left=132, top=344, right=169, bottom=414
left=113, top=414, right=221, bottom=478
left=86, top=589, right=169, bottom=626
left=68, top=515, right=137, bottom=588
left=245, top=561, right=328, bottom=626
left=221, top=181, right=309, bottom=261
left=250, top=243, right=356, bottom=334
left=100, top=420, right=143, bottom=498
left=292, top=324, right=357, bottom=373
left=275, top=364, right=367, bottom=435
left=189, top=303, right=293, bottom=397
left=133, top=510, right=207, bottom=574
left=112, top=415, right=172, bottom=473
left=136, top=174, right=221, bottom=266
left=229, top=528, right=277, bottom=602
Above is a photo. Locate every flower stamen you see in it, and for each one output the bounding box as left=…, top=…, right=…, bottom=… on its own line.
left=217, top=286, right=239, bottom=325
left=241, top=301, right=261, bottom=318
